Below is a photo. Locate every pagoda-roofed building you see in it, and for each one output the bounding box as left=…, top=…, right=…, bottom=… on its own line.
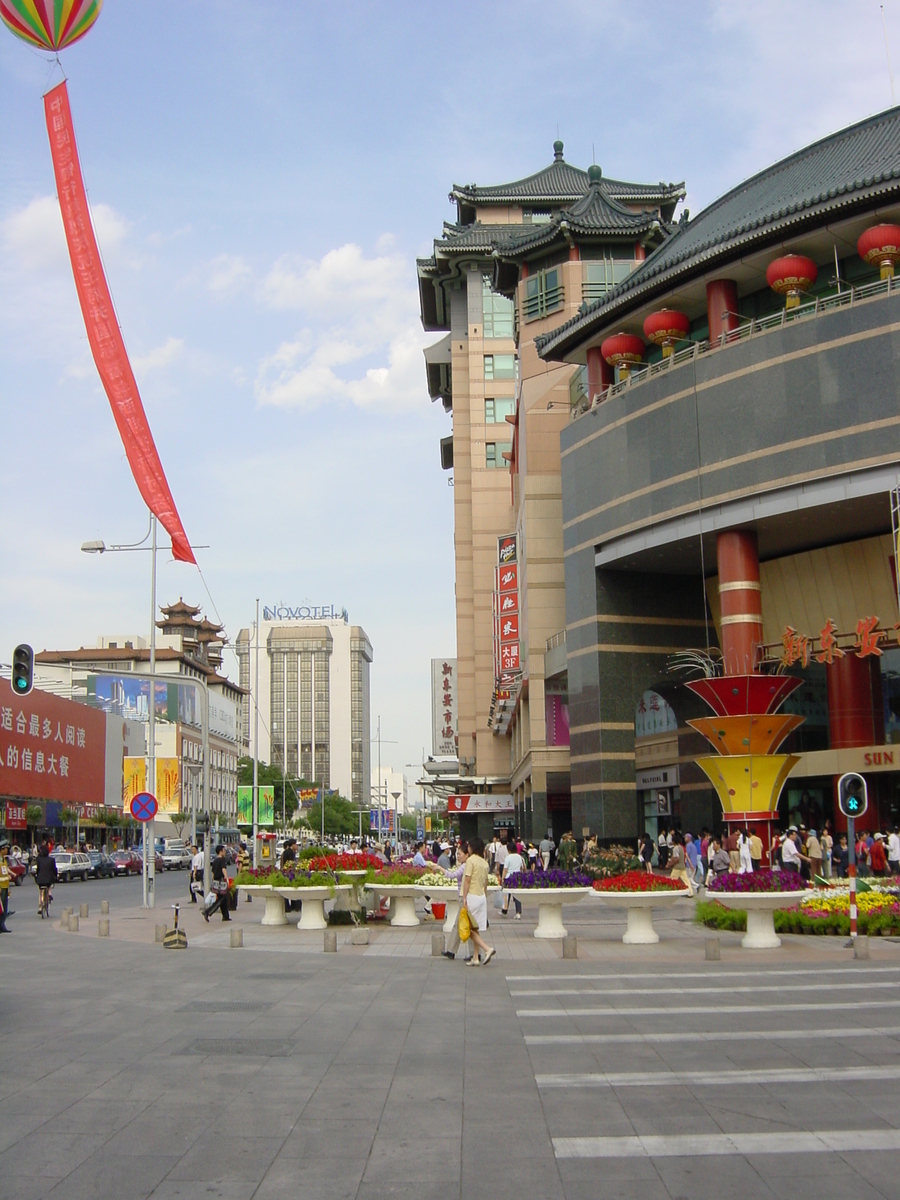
left=157, top=600, right=227, bottom=671
left=417, top=141, right=686, bottom=844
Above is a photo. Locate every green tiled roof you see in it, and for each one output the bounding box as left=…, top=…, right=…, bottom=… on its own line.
left=536, top=105, right=900, bottom=360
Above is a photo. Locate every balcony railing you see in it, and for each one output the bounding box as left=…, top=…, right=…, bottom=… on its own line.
left=545, top=629, right=566, bottom=652
left=573, top=274, right=898, bottom=420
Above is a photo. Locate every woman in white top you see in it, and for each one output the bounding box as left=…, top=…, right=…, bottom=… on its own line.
left=738, top=830, right=753, bottom=874
left=501, top=845, right=525, bottom=918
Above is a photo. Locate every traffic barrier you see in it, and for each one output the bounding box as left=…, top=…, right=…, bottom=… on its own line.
left=100, top=900, right=109, bottom=915
left=79, top=903, right=89, bottom=918
left=98, top=918, right=109, bottom=937
left=67, top=913, right=79, bottom=932
left=854, top=934, right=870, bottom=960
left=230, top=927, right=243, bottom=948
left=562, top=935, right=578, bottom=960
left=350, top=928, right=369, bottom=945
left=705, top=937, right=721, bottom=961
left=323, top=929, right=337, bottom=953
left=431, top=932, right=444, bottom=957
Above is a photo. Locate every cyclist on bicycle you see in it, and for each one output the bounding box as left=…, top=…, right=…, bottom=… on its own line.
left=35, top=841, right=57, bottom=919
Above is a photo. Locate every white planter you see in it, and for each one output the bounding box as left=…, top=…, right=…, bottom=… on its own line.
left=589, top=889, right=691, bottom=944
left=712, top=890, right=811, bottom=949
left=275, top=885, right=350, bottom=930
left=239, top=884, right=287, bottom=927
left=333, top=871, right=367, bottom=912
left=364, top=883, right=421, bottom=927
left=503, top=888, right=591, bottom=939
left=414, top=885, right=460, bottom=933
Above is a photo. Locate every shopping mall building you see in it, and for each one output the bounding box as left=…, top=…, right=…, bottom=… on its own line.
left=535, top=105, right=900, bottom=842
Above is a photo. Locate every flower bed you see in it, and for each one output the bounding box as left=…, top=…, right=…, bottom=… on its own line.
left=305, top=852, right=384, bottom=872
left=593, top=870, right=689, bottom=893
left=504, top=868, right=592, bottom=889
left=707, top=869, right=807, bottom=894
left=417, top=871, right=452, bottom=888
left=697, top=899, right=900, bottom=937
left=236, top=867, right=338, bottom=889
left=370, top=866, right=429, bottom=886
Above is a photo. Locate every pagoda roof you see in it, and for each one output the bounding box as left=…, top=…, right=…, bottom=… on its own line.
left=450, top=141, right=684, bottom=209
left=159, top=598, right=201, bottom=619
left=537, top=104, right=900, bottom=360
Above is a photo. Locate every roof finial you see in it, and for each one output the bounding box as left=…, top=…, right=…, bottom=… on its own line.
left=553, top=136, right=564, bottom=162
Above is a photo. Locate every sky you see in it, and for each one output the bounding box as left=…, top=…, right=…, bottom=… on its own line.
left=0, top=0, right=898, bottom=801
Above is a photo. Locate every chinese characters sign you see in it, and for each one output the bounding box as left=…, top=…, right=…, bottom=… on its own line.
left=772, top=615, right=895, bottom=668
left=0, top=681, right=106, bottom=805
left=493, top=534, right=521, bottom=686
left=431, top=659, right=458, bottom=757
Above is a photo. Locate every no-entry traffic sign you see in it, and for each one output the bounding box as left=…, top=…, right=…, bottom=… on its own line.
left=131, top=792, right=158, bottom=822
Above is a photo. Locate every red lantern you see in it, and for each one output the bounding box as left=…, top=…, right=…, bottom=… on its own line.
left=857, top=224, right=900, bottom=280
left=643, top=309, right=690, bottom=358
left=765, top=255, right=817, bottom=309
left=601, top=332, right=645, bottom=379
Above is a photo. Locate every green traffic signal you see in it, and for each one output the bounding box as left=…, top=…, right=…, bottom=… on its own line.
left=11, top=644, right=34, bottom=697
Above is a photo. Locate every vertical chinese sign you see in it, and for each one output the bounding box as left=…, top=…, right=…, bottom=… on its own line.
left=431, top=658, right=458, bottom=756
left=494, top=534, right=520, bottom=683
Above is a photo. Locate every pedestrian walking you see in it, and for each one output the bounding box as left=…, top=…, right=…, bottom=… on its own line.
left=888, top=827, right=900, bottom=876
left=190, top=844, right=204, bottom=903
left=738, top=829, right=753, bottom=874
left=539, top=833, right=553, bottom=871
left=669, top=833, right=694, bottom=894
left=0, top=841, right=12, bottom=932
left=806, top=830, right=822, bottom=880
left=639, top=832, right=654, bottom=874
left=501, top=841, right=525, bottom=917
left=461, top=837, right=495, bottom=966
left=557, top=832, right=576, bottom=871
left=870, top=833, right=888, bottom=877
left=202, top=845, right=231, bottom=922
left=443, top=841, right=471, bottom=961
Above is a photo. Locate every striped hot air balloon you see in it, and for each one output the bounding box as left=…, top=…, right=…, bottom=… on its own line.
left=0, top=0, right=102, bottom=51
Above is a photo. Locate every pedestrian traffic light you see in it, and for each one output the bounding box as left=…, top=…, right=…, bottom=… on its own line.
left=11, top=644, right=33, bottom=697
left=838, top=772, right=868, bottom=819
left=196, top=811, right=210, bottom=837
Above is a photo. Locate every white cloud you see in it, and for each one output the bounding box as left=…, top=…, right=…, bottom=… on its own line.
left=207, top=253, right=251, bottom=297
left=254, top=241, right=427, bottom=413
left=132, top=336, right=185, bottom=377
left=2, top=195, right=130, bottom=272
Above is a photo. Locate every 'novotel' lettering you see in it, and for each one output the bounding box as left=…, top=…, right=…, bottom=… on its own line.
left=263, top=604, right=347, bottom=622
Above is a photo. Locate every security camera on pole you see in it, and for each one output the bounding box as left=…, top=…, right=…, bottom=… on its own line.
left=838, top=772, right=868, bottom=943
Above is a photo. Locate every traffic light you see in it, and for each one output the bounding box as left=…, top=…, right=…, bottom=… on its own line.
left=11, top=644, right=33, bottom=697
left=838, top=772, right=868, bottom=819
left=195, top=811, right=210, bottom=837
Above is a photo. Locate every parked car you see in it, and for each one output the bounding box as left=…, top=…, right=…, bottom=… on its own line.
left=88, top=850, right=116, bottom=879
left=111, top=850, right=142, bottom=876
left=160, top=846, right=192, bottom=870
left=52, top=851, right=92, bottom=882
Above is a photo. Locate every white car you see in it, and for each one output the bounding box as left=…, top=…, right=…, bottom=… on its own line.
left=160, top=846, right=192, bottom=870
left=52, top=851, right=92, bottom=882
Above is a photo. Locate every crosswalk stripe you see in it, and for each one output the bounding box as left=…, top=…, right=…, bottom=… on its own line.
left=511, top=980, right=897, bottom=997
left=553, top=1129, right=900, bottom=1158
left=517, top=999, right=900, bottom=1018
left=537, top=1064, right=900, bottom=1088
left=525, top=1025, right=900, bottom=1045
left=506, top=966, right=900, bottom=983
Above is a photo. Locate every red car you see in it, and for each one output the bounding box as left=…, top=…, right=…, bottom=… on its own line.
left=7, top=857, right=26, bottom=886
left=111, top=850, right=142, bottom=876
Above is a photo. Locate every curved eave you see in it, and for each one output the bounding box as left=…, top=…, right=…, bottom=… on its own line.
left=497, top=216, right=663, bottom=262
left=536, top=177, right=900, bottom=360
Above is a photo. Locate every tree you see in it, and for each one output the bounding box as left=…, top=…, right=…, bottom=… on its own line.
left=305, top=792, right=365, bottom=839
left=169, top=812, right=192, bottom=839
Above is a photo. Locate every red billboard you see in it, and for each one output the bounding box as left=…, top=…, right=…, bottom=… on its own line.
left=5, top=801, right=27, bottom=829
left=0, top=681, right=107, bottom=805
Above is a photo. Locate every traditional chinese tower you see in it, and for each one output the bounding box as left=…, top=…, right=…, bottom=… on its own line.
left=689, top=532, right=803, bottom=861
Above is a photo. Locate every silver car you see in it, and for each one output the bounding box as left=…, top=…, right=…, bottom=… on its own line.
left=160, top=846, right=192, bottom=870
left=53, top=851, right=91, bottom=882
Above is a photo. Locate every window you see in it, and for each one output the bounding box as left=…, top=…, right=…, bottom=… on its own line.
left=486, top=441, right=512, bottom=469
left=485, top=398, right=515, bottom=424
left=482, top=275, right=514, bottom=339
left=583, top=252, right=636, bottom=301
left=523, top=210, right=552, bottom=225
left=523, top=267, right=563, bottom=321
left=484, top=353, right=515, bottom=380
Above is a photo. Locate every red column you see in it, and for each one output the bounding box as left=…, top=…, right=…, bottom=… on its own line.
left=826, top=654, right=884, bottom=747
left=716, top=530, right=763, bottom=675
left=586, top=346, right=612, bottom=402
left=706, top=279, right=739, bottom=345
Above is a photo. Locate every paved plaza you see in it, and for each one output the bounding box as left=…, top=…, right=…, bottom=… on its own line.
left=2, top=871, right=900, bottom=1199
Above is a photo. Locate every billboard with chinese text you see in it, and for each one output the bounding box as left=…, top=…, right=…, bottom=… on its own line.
left=431, top=658, right=457, bottom=757
left=0, top=681, right=107, bottom=805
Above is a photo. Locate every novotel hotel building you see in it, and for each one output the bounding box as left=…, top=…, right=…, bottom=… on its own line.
left=235, top=607, right=373, bottom=808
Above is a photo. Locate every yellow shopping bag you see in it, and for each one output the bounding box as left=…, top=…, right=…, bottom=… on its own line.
left=458, top=905, right=472, bottom=942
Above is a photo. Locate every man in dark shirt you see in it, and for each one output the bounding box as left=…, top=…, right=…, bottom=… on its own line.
left=202, top=845, right=231, bottom=922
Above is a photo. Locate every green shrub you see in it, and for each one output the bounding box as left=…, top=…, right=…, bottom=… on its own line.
left=695, top=901, right=900, bottom=937
left=327, top=909, right=355, bottom=926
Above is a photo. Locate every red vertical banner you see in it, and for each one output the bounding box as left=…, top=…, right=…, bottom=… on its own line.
left=44, top=81, right=195, bottom=564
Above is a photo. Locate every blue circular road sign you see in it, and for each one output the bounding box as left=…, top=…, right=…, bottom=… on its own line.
left=131, top=792, right=158, bottom=822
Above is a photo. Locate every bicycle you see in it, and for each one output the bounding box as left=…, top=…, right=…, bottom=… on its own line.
left=38, top=886, right=51, bottom=919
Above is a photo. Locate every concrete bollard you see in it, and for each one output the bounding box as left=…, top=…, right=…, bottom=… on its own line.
left=67, top=913, right=79, bottom=932
left=230, top=927, right=243, bottom=948
left=350, top=928, right=370, bottom=946
left=432, top=932, right=444, bottom=957
left=854, top=935, right=870, bottom=960
left=705, top=937, right=721, bottom=961
left=100, top=900, right=109, bottom=915
left=155, top=924, right=167, bottom=943
left=323, top=929, right=337, bottom=953
left=562, top=936, right=578, bottom=960
left=79, top=903, right=89, bottom=919
left=98, top=918, right=110, bottom=937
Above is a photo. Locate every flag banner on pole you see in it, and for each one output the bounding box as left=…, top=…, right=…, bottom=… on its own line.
left=44, top=81, right=195, bottom=564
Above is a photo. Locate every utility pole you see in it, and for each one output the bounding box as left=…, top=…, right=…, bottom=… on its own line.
left=144, top=512, right=157, bottom=910
left=253, top=598, right=259, bottom=867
